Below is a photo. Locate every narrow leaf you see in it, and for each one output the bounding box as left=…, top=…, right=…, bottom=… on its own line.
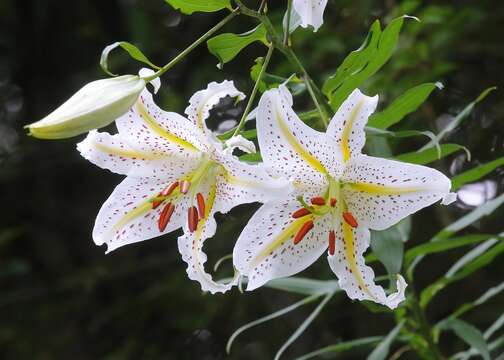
left=207, top=24, right=267, bottom=66
left=394, top=143, right=466, bottom=165
left=295, top=337, right=383, bottom=360
left=367, top=321, right=405, bottom=360
left=265, top=277, right=339, bottom=296
left=226, top=293, right=322, bottom=354
left=368, top=82, right=442, bottom=129
left=452, top=157, right=504, bottom=191
left=165, top=0, right=232, bottom=14
left=100, top=41, right=160, bottom=76
left=439, top=319, right=490, bottom=360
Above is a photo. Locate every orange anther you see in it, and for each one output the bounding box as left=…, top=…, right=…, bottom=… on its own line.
left=196, top=193, right=205, bottom=218
left=180, top=180, right=191, bottom=194
left=328, top=230, right=336, bottom=255
left=152, top=192, right=163, bottom=209
left=158, top=202, right=175, bottom=232
left=330, top=198, right=337, bottom=207
left=292, top=208, right=310, bottom=219
left=188, top=206, right=199, bottom=233
left=161, top=182, right=179, bottom=196
left=343, top=212, right=358, bottom=228
left=311, top=197, right=326, bottom=206
left=293, top=220, right=314, bottom=245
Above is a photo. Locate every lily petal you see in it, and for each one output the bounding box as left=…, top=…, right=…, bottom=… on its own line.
left=93, top=177, right=191, bottom=252
left=177, top=178, right=238, bottom=294
left=116, top=89, right=209, bottom=154
left=327, top=223, right=407, bottom=309
left=185, top=80, right=245, bottom=135
left=257, top=85, right=342, bottom=186
left=233, top=196, right=330, bottom=290
left=342, top=155, right=452, bottom=231
left=326, top=89, right=378, bottom=163
left=292, top=0, right=328, bottom=32
left=224, top=135, right=257, bottom=154
left=214, top=151, right=292, bottom=214
left=77, top=130, right=198, bottom=179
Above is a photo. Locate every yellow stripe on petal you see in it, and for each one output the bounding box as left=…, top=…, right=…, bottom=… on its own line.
left=136, top=99, right=198, bottom=152
left=112, top=202, right=153, bottom=234
left=251, top=216, right=312, bottom=269
left=341, top=101, right=364, bottom=162
left=347, top=182, right=424, bottom=195
left=342, top=221, right=375, bottom=300
left=275, top=108, right=327, bottom=175
left=93, top=142, right=159, bottom=160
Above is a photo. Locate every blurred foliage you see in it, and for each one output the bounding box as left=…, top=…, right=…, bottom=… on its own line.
left=0, top=0, right=503, bottom=359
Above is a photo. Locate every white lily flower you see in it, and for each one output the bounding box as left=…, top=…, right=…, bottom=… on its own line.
left=293, top=0, right=328, bottom=32
left=233, top=85, right=455, bottom=309
left=77, top=80, right=289, bottom=294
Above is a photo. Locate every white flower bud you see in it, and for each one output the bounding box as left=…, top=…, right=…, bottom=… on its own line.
left=26, top=75, right=146, bottom=139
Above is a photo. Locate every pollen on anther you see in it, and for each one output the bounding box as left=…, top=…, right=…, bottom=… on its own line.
left=180, top=180, right=191, bottom=194
left=328, top=230, right=336, bottom=255
left=311, top=197, right=325, bottom=206
left=188, top=206, right=198, bottom=232
left=293, top=220, right=314, bottom=245
left=158, top=202, right=175, bottom=232
left=161, top=182, right=179, bottom=196
left=292, top=208, right=310, bottom=218
left=343, top=212, right=358, bottom=228
left=196, top=193, right=205, bottom=218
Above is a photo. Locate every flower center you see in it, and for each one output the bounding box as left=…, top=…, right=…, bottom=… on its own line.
left=150, top=155, right=220, bottom=233
left=290, top=176, right=359, bottom=254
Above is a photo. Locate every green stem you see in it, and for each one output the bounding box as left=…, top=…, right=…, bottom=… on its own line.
left=144, top=8, right=239, bottom=82
left=284, top=0, right=292, bottom=45
left=232, top=43, right=274, bottom=137
left=304, top=75, right=328, bottom=128
left=408, top=292, right=445, bottom=360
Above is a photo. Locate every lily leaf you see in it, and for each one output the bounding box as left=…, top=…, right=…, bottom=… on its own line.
left=394, top=143, right=467, bottom=165
left=207, top=24, right=268, bottom=66
left=367, top=321, right=405, bottom=360
left=438, top=319, right=490, bottom=360
left=371, top=218, right=411, bottom=275
left=452, top=156, right=504, bottom=191
left=323, top=16, right=417, bottom=111
left=294, top=337, right=383, bottom=360
left=368, top=82, right=442, bottom=129
left=164, top=0, right=232, bottom=14
left=100, top=41, right=160, bottom=77
left=266, top=277, right=339, bottom=296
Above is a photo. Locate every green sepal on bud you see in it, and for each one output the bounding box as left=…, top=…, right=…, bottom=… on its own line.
left=25, top=75, right=146, bottom=139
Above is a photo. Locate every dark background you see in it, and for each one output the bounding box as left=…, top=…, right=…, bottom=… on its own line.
left=1, top=0, right=503, bottom=359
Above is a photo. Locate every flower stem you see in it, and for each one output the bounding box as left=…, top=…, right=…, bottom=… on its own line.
left=143, top=9, right=239, bottom=82
left=304, top=75, right=328, bottom=128
left=283, top=0, right=292, bottom=45
left=232, top=43, right=274, bottom=137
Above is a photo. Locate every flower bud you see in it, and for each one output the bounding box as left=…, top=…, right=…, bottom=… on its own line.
left=26, top=75, right=146, bottom=139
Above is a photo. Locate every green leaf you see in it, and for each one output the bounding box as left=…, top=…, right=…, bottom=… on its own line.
left=439, top=319, right=490, bottom=360
left=405, top=234, right=497, bottom=266
left=100, top=41, right=161, bottom=76
left=275, top=293, right=334, bottom=360
left=452, top=156, right=504, bottom=191
left=367, top=321, right=405, bottom=360
left=265, top=277, right=339, bottom=296
left=371, top=218, right=411, bottom=275
left=420, top=239, right=504, bottom=307
left=226, top=293, right=322, bottom=354
left=368, top=82, right=442, bottom=129
left=294, top=337, right=383, bottom=360
left=165, top=0, right=232, bottom=14
left=239, top=152, right=262, bottom=163
left=394, top=143, right=466, bottom=165
left=420, top=87, right=497, bottom=151
left=323, top=16, right=417, bottom=111
left=207, top=24, right=267, bottom=66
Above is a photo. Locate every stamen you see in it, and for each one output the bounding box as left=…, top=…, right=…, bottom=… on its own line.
left=196, top=193, right=205, bottom=218
left=158, top=202, right=175, bottom=232
left=311, top=197, right=326, bottom=206
left=161, top=182, right=179, bottom=196
left=293, top=220, right=314, bottom=245
left=343, top=211, right=358, bottom=228
left=328, top=230, right=336, bottom=255
left=188, top=206, right=199, bottom=232
left=152, top=192, right=164, bottom=209
left=292, top=207, right=310, bottom=218
left=330, top=198, right=337, bottom=207
left=180, top=180, right=191, bottom=194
